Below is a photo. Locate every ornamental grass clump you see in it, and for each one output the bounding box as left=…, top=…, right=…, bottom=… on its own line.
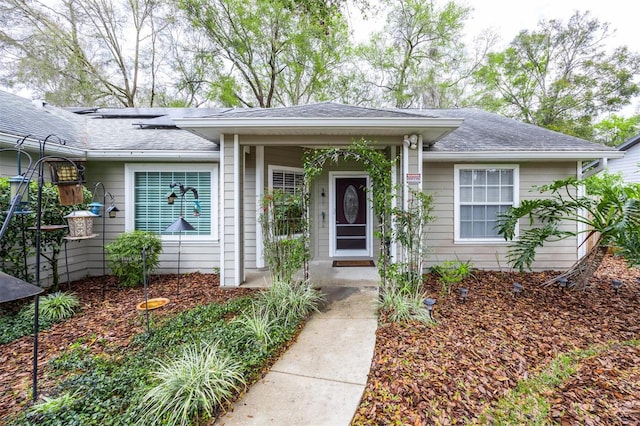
left=138, top=342, right=245, bottom=426
left=38, top=291, right=80, bottom=322
left=378, top=286, right=433, bottom=324
left=256, top=280, right=323, bottom=327
left=234, top=306, right=276, bottom=351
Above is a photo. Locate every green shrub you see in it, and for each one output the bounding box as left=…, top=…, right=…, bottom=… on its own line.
left=431, top=259, right=473, bottom=296
left=106, top=231, right=162, bottom=287
left=39, top=291, right=80, bottom=322
left=137, top=342, right=245, bottom=425
left=259, top=190, right=308, bottom=283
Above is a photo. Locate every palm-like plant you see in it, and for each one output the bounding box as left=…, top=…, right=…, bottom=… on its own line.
left=497, top=172, right=640, bottom=289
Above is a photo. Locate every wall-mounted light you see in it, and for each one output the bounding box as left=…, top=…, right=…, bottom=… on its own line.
left=403, top=134, right=418, bottom=150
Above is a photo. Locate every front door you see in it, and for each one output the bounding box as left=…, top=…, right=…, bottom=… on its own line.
left=331, top=175, right=371, bottom=257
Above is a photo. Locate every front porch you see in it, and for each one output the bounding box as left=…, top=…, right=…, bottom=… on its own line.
left=242, top=260, right=381, bottom=288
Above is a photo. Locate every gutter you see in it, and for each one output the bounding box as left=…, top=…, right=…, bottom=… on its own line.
left=0, top=134, right=86, bottom=157
left=423, top=150, right=624, bottom=161
left=173, top=117, right=465, bottom=130
left=86, top=150, right=220, bottom=161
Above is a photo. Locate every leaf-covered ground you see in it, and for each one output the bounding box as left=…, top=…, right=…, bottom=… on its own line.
left=353, top=254, right=640, bottom=425
left=2, top=256, right=638, bottom=425
left=0, top=273, right=256, bottom=420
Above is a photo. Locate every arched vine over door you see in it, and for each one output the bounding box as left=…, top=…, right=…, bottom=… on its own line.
left=302, top=140, right=395, bottom=288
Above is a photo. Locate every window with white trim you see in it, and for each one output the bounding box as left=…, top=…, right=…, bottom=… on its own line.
left=267, top=166, right=305, bottom=235
left=269, top=166, right=305, bottom=195
left=125, top=164, right=218, bottom=239
left=455, top=165, right=518, bottom=241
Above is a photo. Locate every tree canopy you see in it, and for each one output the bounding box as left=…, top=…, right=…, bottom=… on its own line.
left=472, top=11, right=640, bottom=140
left=355, top=0, right=473, bottom=108
left=178, top=0, right=350, bottom=107
left=0, top=0, right=180, bottom=107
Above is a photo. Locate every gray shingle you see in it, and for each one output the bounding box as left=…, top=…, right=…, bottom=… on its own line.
left=0, top=91, right=86, bottom=147
left=410, top=108, right=612, bottom=152
left=207, top=102, right=436, bottom=119
left=85, top=118, right=217, bottom=151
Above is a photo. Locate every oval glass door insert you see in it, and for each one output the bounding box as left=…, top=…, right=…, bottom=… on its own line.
left=343, top=184, right=359, bottom=224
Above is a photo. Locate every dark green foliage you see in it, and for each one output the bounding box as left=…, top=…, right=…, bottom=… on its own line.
left=105, top=231, right=163, bottom=288
left=10, top=295, right=302, bottom=425
left=473, top=11, right=640, bottom=140
left=0, top=291, right=79, bottom=345
left=0, top=177, right=91, bottom=287
left=497, top=172, right=640, bottom=274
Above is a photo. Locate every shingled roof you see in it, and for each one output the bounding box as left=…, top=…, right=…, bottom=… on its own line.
left=85, top=117, right=218, bottom=152
left=0, top=91, right=85, bottom=146
left=411, top=108, right=611, bottom=152
left=206, top=102, right=437, bottom=119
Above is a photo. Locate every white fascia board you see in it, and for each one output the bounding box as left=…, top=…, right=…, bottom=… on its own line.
left=86, top=150, right=220, bottom=161
left=174, top=117, right=464, bottom=130
left=423, top=150, right=625, bottom=161
left=0, top=134, right=86, bottom=157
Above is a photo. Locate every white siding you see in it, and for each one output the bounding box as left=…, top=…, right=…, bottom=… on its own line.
left=423, top=162, right=579, bottom=271
left=244, top=147, right=257, bottom=268
left=607, top=145, right=640, bottom=183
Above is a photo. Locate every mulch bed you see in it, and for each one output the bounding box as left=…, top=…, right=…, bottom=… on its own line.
left=353, top=254, right=640, bottom=425
left=0, top=273, right=257, bottom=420
left=2, top=256, right=639, bottom=424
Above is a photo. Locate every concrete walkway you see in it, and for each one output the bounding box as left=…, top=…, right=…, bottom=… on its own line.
left=215, top=285, right=379, bottom=426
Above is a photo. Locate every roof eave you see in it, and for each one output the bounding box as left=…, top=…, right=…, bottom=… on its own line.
left=86, top=150, right=220, bottom=161
left=173, top=117, right=464, bottom=128
left=423, top=150, right=624, bottom=161
left=0, top=133, right=86, bottom=157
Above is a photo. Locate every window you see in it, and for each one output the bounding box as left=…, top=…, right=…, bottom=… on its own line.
left=125, top=164, right=218, bottom=240
left=269, top=166, right=304, bottom=195
left=454, top=165, right=518, bottom=241
left=267, top=166, right=305, bottom=236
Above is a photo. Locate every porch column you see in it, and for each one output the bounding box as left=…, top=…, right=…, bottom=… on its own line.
left=402, top=134, right=422, bottom=208
left=220, top=134, right=244, bottom=286
left=401, top=135, right=422, bottom=264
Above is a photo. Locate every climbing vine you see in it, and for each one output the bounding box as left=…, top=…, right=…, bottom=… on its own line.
left=303, top=139, right=395, bottom=288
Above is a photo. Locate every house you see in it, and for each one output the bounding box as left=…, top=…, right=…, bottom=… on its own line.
left=0, top=90, right=624, bottom=287
left=606, top=133, right=640, bottom=183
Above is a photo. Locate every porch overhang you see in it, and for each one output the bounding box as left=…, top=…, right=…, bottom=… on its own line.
left=173, top=117, right=464, bottom=145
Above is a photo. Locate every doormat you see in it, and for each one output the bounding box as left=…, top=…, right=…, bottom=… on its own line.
left=332, top=260, right=375, bottom=267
